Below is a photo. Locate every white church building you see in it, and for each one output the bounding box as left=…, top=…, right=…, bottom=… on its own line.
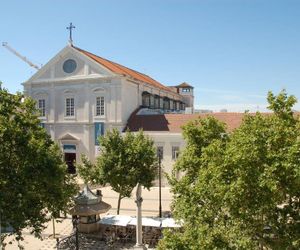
left=23, top=44, right=197, bottom=182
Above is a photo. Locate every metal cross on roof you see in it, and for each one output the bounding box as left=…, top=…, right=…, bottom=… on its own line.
left=67, top=22, right=76, bottom=45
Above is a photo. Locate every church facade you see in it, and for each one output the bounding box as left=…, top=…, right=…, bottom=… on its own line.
left=23, top=45, right=194, bottom=180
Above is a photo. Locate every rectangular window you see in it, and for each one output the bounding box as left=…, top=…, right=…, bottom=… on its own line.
left=96, top=96, right=105, bottom=116
left=65, top=98, right=75, bottom=117
left=172, top=146, right=180, bottom=160
left=38, top=99, right=45, bottom=117
left=157, top=146, right=164, bottom=159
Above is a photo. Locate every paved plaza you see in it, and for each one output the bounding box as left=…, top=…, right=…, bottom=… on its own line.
left=3, top=186, right=172, bottom=250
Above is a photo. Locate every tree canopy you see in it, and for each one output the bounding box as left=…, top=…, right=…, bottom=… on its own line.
left=158, top=90, right=300, bottom=250
left=0, top=84, right=78, bottom=244
left=78, top=129, right=157, bottom=214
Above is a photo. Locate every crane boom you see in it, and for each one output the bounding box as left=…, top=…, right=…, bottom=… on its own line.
left=2, top=42, right=40, bottom=70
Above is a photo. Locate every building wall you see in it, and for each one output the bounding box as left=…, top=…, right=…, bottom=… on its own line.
left=144, top=132, right=186, bottom=186
left=23, top=46, right=189, bottom=186
left=25, top=79, right=187, bottom=185
left=178, top=87, right=194, bottom=109
left=121, top=79, right=139, bottom=127
left=25, top=76, right=127, bottom=162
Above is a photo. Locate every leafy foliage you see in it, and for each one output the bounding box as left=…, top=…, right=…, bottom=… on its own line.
left=0, top=83, right=78, bottom=243
left=158, top=90, right=300, bottom=249
left=78, top=129, right=157, bottom=214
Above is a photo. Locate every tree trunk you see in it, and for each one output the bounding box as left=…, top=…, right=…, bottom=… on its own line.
left=52, top=217, right=56, bottom=238
left=259, top=213, right=264, bottom=250
left=117, top=193, right=122, bottom=215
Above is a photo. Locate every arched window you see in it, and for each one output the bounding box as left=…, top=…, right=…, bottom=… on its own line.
left=180, top=102, right=185, bottom=110
left=170, top=99, right=174, bottom=110
left=150, top=95, right=155, bottom=109
left=159, top=97, right=164, bottom=109
left=163, top=97, right=170, bottom=110
left=154, top=95, right=160, bottom=109
left=142, top=91, right=150, bottom=107
left=173, top=101, right=179, bottom=111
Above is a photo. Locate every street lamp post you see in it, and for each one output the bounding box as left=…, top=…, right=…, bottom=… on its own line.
left=135, top=183, right=144, bottom=248
left=0, top=212, right=2, bottom=250
left=158, top=148, right=162, bottom=218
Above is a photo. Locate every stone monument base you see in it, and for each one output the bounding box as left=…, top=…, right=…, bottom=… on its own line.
left=133, top=244, right=147, bottom=250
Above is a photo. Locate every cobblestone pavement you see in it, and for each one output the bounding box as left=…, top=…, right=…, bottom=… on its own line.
left=3, top=186, right=171, bottom=249
left=4, top=216, right=73, bottom=250
left=57, top=233, right=140, bottom=250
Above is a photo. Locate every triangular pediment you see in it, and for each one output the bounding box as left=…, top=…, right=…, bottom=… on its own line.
left=25, top=45, right=115, bottom=84
left=59, top=133, right=80, bottom=141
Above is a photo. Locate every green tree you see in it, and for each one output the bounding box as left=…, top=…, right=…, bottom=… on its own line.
left=0, top=83, right=78, bottom=245
left=158, top=90, right=300, bottom=250
left=78, top=129, right=157, bottom=215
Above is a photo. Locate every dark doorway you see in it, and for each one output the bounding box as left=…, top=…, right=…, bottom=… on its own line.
left=65, top=153, right=76, bottom=174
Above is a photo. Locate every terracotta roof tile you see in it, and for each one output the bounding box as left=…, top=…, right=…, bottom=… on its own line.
left=176, top=82, right=193, bottom=88
left=126, top=112, right=267, bottom=133
left=73, top=46, right=176, bottom=94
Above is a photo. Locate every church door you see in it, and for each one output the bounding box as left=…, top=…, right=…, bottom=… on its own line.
left=65, top=153, right=76, bottom=174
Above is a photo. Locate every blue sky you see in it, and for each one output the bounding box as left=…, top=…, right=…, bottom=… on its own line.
left=1, top=0, right=300, bottom=112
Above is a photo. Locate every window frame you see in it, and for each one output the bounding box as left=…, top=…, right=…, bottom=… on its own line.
left=95, top=96, right=105, bottom=117
left=172, top=146, right=180, bottom=160
left=142, top=94, right=150, bottom=107
left=65, top=97, right=75, bottom=117
left=154, top=95, right=160, bottom=109
left=38, top=99, right=46, bottom=117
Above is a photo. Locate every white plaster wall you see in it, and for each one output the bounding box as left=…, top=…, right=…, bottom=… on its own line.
left=26, top=78, right=122, bottom=164
left=54, top=52, right=85, bottom=78
left=44, top=123, right=88, bottom=161
left=143, top=132, right=186, bottom=186
left=38, top=69, right=52, bottom=79
left=30, top=79, right=124, bottom=123
left=121, top=79, right=139, bottom=126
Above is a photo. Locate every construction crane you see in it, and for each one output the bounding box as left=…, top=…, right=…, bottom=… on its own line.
left=2, top=42, right=40, bottom=70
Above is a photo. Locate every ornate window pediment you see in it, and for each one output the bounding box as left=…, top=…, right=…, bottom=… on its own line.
left=92, top=87, right=105, bottom=93
left=63, top=89, right=76, bottom=95
left=33, top=90, right=48, bottom=97
left=59, top=133, right=80, bottom=141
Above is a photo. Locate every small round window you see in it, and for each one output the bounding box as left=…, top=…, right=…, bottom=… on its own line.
left=63, top=59, right=77, bottom=73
